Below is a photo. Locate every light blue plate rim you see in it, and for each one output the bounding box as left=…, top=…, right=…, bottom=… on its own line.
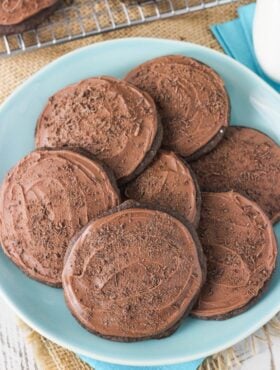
left=1, top=37, right=280, bottom=109
left=0, top=37, right=280, bottom=366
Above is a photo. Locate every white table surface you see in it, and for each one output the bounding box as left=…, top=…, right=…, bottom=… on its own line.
left=0, top=296, right=279, bottom=370
left=0, top=297, right=38, bottom=370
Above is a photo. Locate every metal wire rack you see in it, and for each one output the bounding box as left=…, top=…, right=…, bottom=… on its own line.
left=0, top=0, right=236, bottom=57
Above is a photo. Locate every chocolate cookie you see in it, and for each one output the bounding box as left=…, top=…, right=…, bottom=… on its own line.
left=124, top=151, right=201, bottom=227
left=192, top=191, right=277, bottom=320
left=62, top=201, right=206, bottom=341
left=0, top=0, right=61, bottom=36
left=35, top=76, right=162, bottom=184
left=0, top=148, right=120, bottom=287
left=125, top=55, right=230, bottom=160
left=191, top=126, right=280, bottom=223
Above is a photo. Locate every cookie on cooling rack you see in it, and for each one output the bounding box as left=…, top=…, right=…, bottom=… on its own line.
left=125, top=55, right=230, bottom=161
left=0, top=148, right=120, bottom=287
left=191, top=126, right=280, bottom=224
left=35, top=76, right=162, bottom=184
left=124, top=150, right=201, bottom=227
left=62, top=200, right=206, bottom=341
left=0, top=0, right=62, bottom=36
left=192, top=191, right=277, bottom=319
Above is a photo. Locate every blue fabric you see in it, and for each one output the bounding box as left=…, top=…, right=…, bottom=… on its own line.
left=79, top=355, right=203, bottom=370
left=211, top=3, right=280, bottom=92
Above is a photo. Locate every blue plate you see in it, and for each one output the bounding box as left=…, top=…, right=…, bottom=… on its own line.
left=0, top=38, right=280, bottom=366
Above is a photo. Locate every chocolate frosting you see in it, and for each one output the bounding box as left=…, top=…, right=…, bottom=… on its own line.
left=63, top=206, right=205, bottom=340
left=125, top=151, right=200, bottom=226
left=0, top=0, right=58, bottom=25
left=35, top=76, right=159, bottom=183
left=0, top=149, right=120, bottom=286
left=125, top=55, right=229, bottom=158
left=191, top=126, right=280, bottom=223
left=192, top=191, right=277, bottom=319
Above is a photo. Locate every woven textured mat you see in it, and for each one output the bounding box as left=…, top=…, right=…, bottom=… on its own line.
left=0, top=0, right=253, bottom=103
left=4, top=1, right=279, bottom=370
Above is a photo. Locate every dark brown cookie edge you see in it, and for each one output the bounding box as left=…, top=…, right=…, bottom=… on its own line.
left=184, top=160, right=202, bottom=228
left=125, top=55, right=231, bottom=161
left=0, top=146, right=121, bottom=288
left=37, top=146, right=121, bottom=203
left=123, top=150, right=201, bottom=228
left=192, top=266, right=277, bottom=320
left=35, top=78, right=162, bottom=186
left=63, top=199, right=207, bottom=342
left=192, top=191, right=278, bottom=320
left=190, top=125, right=280, bottom=224
left=0, top=242, right=62, bottom=287
left=185, top=125, right=228, bottom=162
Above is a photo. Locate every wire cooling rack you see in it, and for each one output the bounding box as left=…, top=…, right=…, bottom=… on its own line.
left=0, top=0, right=236, bottom=57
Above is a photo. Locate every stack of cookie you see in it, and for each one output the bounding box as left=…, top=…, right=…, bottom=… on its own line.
left=0, top=55, right=278, bottom=342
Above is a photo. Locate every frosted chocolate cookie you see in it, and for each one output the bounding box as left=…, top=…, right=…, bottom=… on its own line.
left=0, top=0, right=61, bottom=36
left=0, top=149, right=120, bottom=287
left=125, top=55, right=230, bottom=160
left=191, top=126, right=280, bottom=223
left=192, top=191, right=277, bottom=319
left=35, top=76, right=162, bottom=184
left=63, top=201, right=206, bottom=341
left=125, top=151, right=201, bottom=227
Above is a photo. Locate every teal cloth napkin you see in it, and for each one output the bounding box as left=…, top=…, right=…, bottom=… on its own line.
left=76, top=4, right=278, bottom=370
left=211, top=3, right=280, bottom=92
left=79, top=355, right=203, bottom=370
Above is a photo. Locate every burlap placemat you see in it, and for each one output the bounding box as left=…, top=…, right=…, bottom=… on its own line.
left=0, top=0, right=253, bottom=102
left=4, top=1, right=279, bottom=369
